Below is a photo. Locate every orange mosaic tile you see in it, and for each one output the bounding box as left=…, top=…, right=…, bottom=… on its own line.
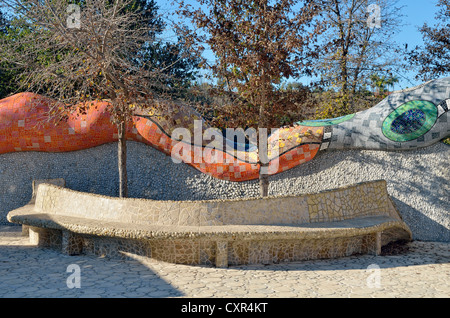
left=0, top=93, right=325, bottom=182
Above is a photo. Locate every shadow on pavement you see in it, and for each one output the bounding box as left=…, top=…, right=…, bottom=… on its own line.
left=0, top=226, right=184, bottom=298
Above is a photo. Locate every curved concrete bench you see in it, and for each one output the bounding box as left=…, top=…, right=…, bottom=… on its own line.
left=7, top=180, right=412, bottom=267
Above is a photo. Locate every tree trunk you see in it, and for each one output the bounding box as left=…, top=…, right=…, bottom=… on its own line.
left=258, top=110, right=269, bottom=197
left=259, top=163, right=269, bottom=197
left=118, top=121, right=128, bottom=198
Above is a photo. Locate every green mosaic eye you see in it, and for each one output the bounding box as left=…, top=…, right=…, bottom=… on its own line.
left=382, top=101, right=438, bottom=142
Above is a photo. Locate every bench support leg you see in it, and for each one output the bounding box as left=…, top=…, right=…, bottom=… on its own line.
left=22, top=225, right=29, bottom=236
left=62, top=231, right=83, bottom=256
left=369, top=232, right=382, bottom=256
left=215, top=241, right=228, bottom=268
left=29, top=226, right=60, bottom=248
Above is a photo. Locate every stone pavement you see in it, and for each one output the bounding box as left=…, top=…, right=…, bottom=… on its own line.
left=0, top=225, right=448, bottom=299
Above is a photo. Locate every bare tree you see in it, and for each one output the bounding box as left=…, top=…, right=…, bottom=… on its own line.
left=177, top=0, right=323, bottom=197
left=0, top=0, right=182, bottom=197
left=408, top=0, right=450, bottom=81
left=314, top=0, right=405, bottom=117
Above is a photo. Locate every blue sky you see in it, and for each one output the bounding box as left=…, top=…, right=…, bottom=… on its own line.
left=392, top=0, right=440, bottom=87
left=157, top=0, right=443, bottom=90
left=394, top=0, right=439, bottom=47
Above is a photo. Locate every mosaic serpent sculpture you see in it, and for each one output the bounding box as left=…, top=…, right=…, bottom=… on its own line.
left=0, top=77, right=449, bottom=182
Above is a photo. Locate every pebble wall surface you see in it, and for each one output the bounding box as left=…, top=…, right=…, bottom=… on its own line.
left=0, top=140, right=448, bottom=242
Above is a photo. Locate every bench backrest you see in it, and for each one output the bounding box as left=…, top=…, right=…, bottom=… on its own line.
left=33, top=180, right=403, bottom=227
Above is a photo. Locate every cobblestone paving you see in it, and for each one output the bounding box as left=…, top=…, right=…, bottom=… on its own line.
left=0, top=226, right=448, bottom=298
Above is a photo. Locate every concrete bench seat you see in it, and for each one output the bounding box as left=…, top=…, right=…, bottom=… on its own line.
left=7, top=180, right=413, bottom=267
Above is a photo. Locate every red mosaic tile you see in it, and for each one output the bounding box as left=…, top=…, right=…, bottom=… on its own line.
left=0, top=93, right=325, bottom=182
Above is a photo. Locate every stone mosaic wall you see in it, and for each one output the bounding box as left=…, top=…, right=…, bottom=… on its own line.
left=1, top=139, right=448, bottom=241
left=0, top=77, right=449, bottom=242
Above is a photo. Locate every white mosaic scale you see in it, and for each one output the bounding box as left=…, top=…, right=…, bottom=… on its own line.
left=297, top=77, right=450, bottom=151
